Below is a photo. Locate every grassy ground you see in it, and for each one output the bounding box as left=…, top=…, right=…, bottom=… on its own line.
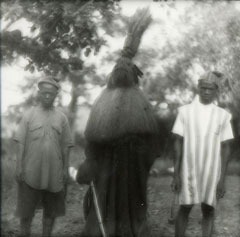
left=2, top=152, right=240, bottom=237
left=148, top=175, right=240, bottom=237
left=2, top=175, right=240, bottom=237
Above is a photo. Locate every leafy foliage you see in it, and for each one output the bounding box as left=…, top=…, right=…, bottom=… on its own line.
left=1, top=0, right=121, bottom=78
left=133, top=2, right=240, bottom=116
left=2, top=1, right=240, bottom=143
left=1, top=0, right=123, bottom=127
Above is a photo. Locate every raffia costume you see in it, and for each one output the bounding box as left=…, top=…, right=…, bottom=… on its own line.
left=77, top=9, right=159, bottom=237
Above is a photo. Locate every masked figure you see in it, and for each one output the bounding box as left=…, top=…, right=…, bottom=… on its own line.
left=77, top=8, right=159, bottom=237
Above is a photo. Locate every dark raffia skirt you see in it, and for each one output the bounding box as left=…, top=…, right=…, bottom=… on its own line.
left=77, top=134, right=157, bottom=237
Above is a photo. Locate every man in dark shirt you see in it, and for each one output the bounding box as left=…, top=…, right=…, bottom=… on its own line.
left=14, top=77, right=73, bottom=237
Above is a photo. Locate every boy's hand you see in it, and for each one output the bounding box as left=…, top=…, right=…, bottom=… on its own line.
left=216, top=180, right=225, bottom=200
left=171, top=176, right=181, bottom=193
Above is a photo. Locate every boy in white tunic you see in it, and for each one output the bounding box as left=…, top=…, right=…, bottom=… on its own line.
left=171, top=71, right=234, bottom=237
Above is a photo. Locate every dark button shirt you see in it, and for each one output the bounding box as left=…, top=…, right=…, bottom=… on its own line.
left=14, top=106, right=74, bottom=192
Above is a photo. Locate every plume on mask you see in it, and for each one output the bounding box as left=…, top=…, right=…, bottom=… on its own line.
left=84, top=8, right=158, bottom=142
left=107, top=8, right=152, bottom=89
left=121, top=7, right=152, bottom=59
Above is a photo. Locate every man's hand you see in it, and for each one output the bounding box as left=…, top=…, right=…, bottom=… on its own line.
left=15, top=143, right=25, bottom=183
left=171, top=176, right=181, bottom=193
left=216, top=180, right=225, bottom=200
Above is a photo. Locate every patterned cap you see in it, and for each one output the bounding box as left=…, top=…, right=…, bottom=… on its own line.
left=38, top=76, right=60, bottom=90
left=198, top=71, right=223, bottom=88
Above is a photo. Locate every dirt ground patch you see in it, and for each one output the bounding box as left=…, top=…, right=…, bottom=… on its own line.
left=2, top=175, right=240, bottom=237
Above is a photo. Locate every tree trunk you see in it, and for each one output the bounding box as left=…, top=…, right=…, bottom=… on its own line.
left=68, top=81, right=80, bottom=128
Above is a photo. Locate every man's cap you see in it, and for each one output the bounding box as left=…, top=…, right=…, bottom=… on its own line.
left=198, top=71, right=223, bottom=88
left=38, top=76, right=60, bottom=91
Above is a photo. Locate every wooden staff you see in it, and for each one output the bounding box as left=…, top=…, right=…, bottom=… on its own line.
left=69, top=166, right=107, bottom=235
left=90, top=181, right=107, bottom=237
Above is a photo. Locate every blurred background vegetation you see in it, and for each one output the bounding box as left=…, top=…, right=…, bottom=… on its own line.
left=1, top=0, right=240, bottom=198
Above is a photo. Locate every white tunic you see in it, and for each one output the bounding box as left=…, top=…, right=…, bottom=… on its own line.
left=172, top=96, right=234, bottom=207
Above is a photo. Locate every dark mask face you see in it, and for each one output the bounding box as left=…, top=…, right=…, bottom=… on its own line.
left=198, top=82, right=217, bottom=104
left=38, top=85, right=58, bottom=108
left=107, top=58, right=141, bottom=89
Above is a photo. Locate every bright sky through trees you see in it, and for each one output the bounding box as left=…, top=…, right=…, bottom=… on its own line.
left=1, top=1, right=188, bottom=113
left=2, top=1, right=240, bottom=113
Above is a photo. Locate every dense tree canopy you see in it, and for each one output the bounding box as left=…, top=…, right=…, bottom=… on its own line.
left=2, top=1, right=240, bottom=150
left=2, top=0, right=123, bottom=125
left=133, top=2, right=240, bottom=117
left=2, top=0, right=121, bottom=75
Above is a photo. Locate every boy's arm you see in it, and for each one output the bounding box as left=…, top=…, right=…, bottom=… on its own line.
left=171, top=134, right=183, bottom=193
left=217, top=140, right=231, bottom=199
